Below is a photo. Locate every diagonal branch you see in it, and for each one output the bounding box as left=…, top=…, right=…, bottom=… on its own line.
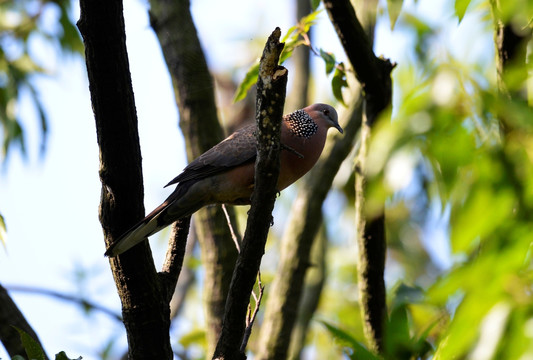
left=212, top=27, right=288, bottom=360
left=0, top=283, right=49, bottom=359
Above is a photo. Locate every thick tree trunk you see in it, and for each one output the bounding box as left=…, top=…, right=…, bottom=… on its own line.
left=324, top=0, right=393, bottom=353
left=148, top=0, right=240, bottom=355
left=77, top=1, right=172, bottom=358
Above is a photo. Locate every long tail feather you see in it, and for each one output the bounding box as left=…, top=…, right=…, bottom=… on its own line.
left=104, top=201, right=172, bottom=257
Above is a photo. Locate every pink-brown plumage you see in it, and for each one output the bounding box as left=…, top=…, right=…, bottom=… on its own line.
left=105, top=103, right=342, bottom=257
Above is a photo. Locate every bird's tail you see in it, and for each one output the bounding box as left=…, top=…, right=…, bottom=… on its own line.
left=104, top=200, right=173, bottom=257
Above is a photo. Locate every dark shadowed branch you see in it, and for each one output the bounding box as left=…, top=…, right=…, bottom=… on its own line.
left=212, top=28, right=288, bottom=360
left=0, top=283, right=49, bottom=359
left=324, top=0, right=393, bottom=353
left=77, top=0, right=172, bottom=358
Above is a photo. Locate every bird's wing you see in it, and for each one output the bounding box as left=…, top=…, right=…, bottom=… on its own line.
left=165, top=124, right=257, bottom=187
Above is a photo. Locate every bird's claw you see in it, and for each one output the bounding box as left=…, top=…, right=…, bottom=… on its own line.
left=281, top=143, right=304, bottom=159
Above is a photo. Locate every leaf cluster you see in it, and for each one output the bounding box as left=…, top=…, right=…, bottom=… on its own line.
left=233, top=10, right=349, bottom=105
left=0, top=0, right=82, bottom=163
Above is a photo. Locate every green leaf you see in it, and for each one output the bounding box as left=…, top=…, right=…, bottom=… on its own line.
left=14, top=326, right=47, bottom=360
left=233, top=61, right=259, bottom=103
left=385, top=305, right=411, bottom=354
left=319, top=321, right=381, bottom=360
left=454, top=0, right=472, bottom=23
left=319, top=49, right=336, bottom=75
left=311, top=0, right=321, bottom=11
left=451, top=186, right=515, bottom=253
left=300, top=9, right=322, bottom=33
left=179, top=328, right=206, bottom=348
left=331, top=64, right=348, bottom=106
left=386, top=0, right=403, bottom=30
left=0, top=212, right=6, bottom=249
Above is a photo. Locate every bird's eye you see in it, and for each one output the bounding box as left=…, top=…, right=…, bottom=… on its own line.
left=322, top=109, right=330, bottom=116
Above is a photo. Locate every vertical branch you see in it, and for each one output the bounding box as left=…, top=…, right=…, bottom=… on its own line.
left=324, top=0, right=393, bottom=353
left=213, top=28, right=288, bottom=360
left=354, top=119, right=386, bottom=352
left=149, top=0, right=240, bottom=354
left=77, top=1, right=171, bottom=358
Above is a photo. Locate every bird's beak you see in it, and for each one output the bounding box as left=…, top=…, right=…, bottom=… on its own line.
left=334, top=123, right=343, bottom=134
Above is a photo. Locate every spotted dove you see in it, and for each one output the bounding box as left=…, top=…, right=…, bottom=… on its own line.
left=105, top=103, right=342, bottom=257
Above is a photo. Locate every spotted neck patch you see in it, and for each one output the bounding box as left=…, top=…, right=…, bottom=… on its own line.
left=284, top=110, right=318, bottom=139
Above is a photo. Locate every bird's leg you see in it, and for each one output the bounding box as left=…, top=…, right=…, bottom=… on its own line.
left=281, top=143, right=304, bottom=159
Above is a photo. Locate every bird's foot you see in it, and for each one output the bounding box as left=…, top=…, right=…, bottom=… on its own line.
left=281, top=143, right=304, bottom=159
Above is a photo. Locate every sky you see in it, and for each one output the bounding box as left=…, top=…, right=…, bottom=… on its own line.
left=0, top=0, right=493, bottom=358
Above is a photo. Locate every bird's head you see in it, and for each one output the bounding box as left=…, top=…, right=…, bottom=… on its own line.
left=305, top=103, right=343, bottom=134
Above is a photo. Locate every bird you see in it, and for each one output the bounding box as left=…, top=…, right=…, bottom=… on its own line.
left=105, top=103, right=342, bottom=257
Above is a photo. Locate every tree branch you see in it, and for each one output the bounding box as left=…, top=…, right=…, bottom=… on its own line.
left=0, top=283, right=49, bottom=359
left=324, top=0, right=393, bottom=353
left=77, top=0, right=171, bottom=358
left=212, top=28, right=288, bottom=360
left=159, top=217, right=192, bottom=304
left=5, top=285, right=122, bottom=322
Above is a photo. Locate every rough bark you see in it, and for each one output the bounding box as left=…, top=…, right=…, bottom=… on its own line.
left=256, top=98, right=362, bottom=360
left=77, top=1, right=172, bottom=358
left=149, top=0, right=239, bottom=354
left=212, top=28, right=288, bottom=360
left=0, top=284, right=49, bottom=359
left=324, top=0, right=393, bottom=353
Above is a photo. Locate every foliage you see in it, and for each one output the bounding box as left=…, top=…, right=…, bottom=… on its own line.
left=353, top=1, right=533, bottom=359
left=0, top=212, right=6, bottom=248
left=233, top=9, right=349, bottom=105
left=13, top=327, right=81, bottom=360
left=0, top=0, right=82, bottom=163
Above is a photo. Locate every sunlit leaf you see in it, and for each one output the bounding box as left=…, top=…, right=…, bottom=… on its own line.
left=386, top=0, right=403, bottom=30
left=451, top=186, right=514, bottom=253
left=0, top=213, right=6, bottom=248
left=179, top=328, right=206, bottom=348
left=454, top=0, right=472, bottom=23
left=319, top=321, right=381, bottom=360
left=233, top=61, right=259, bottom=103
left=300, top=9, right=322, bottom=33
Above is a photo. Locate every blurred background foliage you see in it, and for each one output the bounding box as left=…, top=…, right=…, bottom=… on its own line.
left=0, top=0, right=82, bottom=163
left=1, top=0, right=533, bottom=359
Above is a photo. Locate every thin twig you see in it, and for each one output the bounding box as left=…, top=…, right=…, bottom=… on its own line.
left=240, top=272, right=265, bottom=353
left=6, top=285, right=122, bottom=322
left=221, top=204, right=241, bottom=253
